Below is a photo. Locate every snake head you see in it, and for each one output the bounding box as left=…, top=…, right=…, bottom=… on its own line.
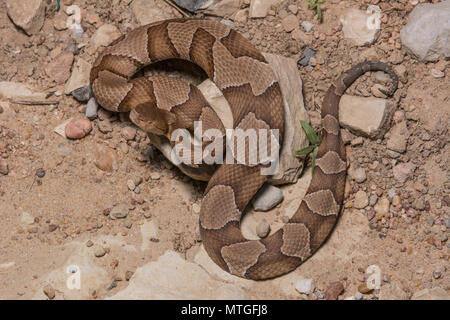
left=129, top=102, right=176, bottom=136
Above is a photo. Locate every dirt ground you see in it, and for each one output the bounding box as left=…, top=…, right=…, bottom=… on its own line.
left=0, top=0, right=448, bottom=300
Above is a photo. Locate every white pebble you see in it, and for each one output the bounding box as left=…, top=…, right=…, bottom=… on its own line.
left=295, top=278, right=315, bottom=295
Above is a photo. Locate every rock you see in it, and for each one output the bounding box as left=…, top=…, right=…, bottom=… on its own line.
left=339, top=95, right=393, bottom=138
left=412, top=199, right=425, bottom=211
left=127, top=179, right=136, bottom=191
left=192, top=203, right=201, bottom=214
left=374, top=198, right=390, bottom=215
left=98, top=119, right=113, bottom=133
left=109, top=204, right=129, bottom=220
left=255, top=219, right=270, bottom=238
left=282, top=14, right=299, bottom=32
left=263, top=53, right=309, bottom=184
left=21, top=212, right=35, bottom=226
left=149, top=53, right=309, bottom=185
left=32, top=238, right=113, bottom=299
left=0, top=159, right=9, bottom=175
left=65, top=118, right=92, bottom=139
left=297, top=47, right=316, bottom=66
left=108, top=251, right=246, bottom=299
left=45, top=51, right=74, bottom=84
left=340, top=8, right=381, bottom=46
left=301, top=21, right=313, bottom=32
left=132, top=0, right=175, bottom=25
left=93, top=245, right=106, bottom=257
left=325, top=281, right=345, bottom=300
left=252, top=185, right=283, bottom=211
left=386, top=121, right=409, bottom=153
left=65, top=58, right=92, bottom=94
left=93, top=146, right=118, bottom=172
left=85, top=98, right=98, bottom=120
left=203, top=0, right=241, bottom=18
left=150, top=172, right=161, bottom=180
left=5, top=0, right=46, bottom=35
left=72, top=86, right=92, bottom=103
left=393, top=162, right=415, bottom=184
left=353, top=190, right=369, bottom=209
left=411, top=287, right=450, bottom=300
left=295, top=278, right=315, bottom=295
left=430, top=69, right=445, bottom=78
left=249, top=0, right=280, bottom=18
left=42, top=285, right=55, bottom=300
left=349, top=166, right=366, bottom=183
left=91, top=24, right=122, bottom=49
left=400, top=1, right=450, bottom=62
left=172, top=0, right=207, bottom=12
left=0, top=81, right=46, bottom=101
left=121, top=127, right=137, bottom=141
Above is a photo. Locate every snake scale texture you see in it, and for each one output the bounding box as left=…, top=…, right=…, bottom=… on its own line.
left=90, top=18, right=398, bottom=280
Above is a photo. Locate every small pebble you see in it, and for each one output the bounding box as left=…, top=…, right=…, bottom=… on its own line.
left=36, top=168, right=46, bottom=178
left=43, top=284, right=55, bottom=299
left=72, top=86, right=92, bottom=102
left=256, top=219, right=270, bottom=238
left=94, top=245, right=106, bottom=257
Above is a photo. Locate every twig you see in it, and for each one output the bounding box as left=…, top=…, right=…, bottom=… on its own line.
left=11, top=100, right=60, bottom=105
left=162, top=0, right=190, bottom=17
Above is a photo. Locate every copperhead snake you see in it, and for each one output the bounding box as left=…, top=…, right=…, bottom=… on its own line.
left=90, top=18, right=398, bottom=280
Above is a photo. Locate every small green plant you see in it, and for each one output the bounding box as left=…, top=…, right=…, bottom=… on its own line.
left=306, top=0, right=325, bottom=22
left=295, top=120, right=322, bottom=175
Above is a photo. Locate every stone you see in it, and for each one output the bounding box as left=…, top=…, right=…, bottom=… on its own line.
left=249, top=0, right=281, bottom=18
left=400, top=1, right=450, bottom=62
left=131, top=0, right=175, bottom=25
left=98, top=119, right=113, bottom=133
left=349, top=166, right=366, bottom=183
left=149, top=53, right=309, bottom=185
left=203, top=0, right=241, bottom=18
left=255, top=219, right=270, bottom=238
left=65, top=118, right=92, bottom=139
left=0, top=159, right=9, bottom=175
left=282, top=14, right=299, bottom=32
left=109, top=204, right=129, bottom=219
left=252, top=185, right=283, bottom=211
left=301, top=21, right=313, bottom=32
left=295, top=278, right=315, bottom=295
left=393, top=162, right=415, bottom=184
left=172, top=0, right=207, bottom=12
left=339, top=95, right=393, bottom=138
left=5, top=0, right=46, bottom=35
left=386, top=121, right=409, bottom=153
left=72, top=86, right=92, bottom=103
left=341, top=8, right=381, bottom=46
left=0, top=82, right=46, bottom=101
left=93, top=146, right=118, bottom=172
left=65, top=58, right=92, bottom=94
left=93, top=245, right=106, bottom=257
left=45, top=51, right=74, bottom=84
left=353, top=191, right=369, bottom=209
left=325, top=281, right=345, bottom=300
left=42, top=285, right=55, bottom=299
left=374, top=198, right=390, bottom=215
left=85, top=98, right=98, bottom=120
left=21, top=212, right=35, bottom=226
left=91, top=24, right=122, bottom=49
left=297, top=47, right=316, bottom=66
left=411, top=287, right=450, bottom=300
left=121, top=127, right=137, bottom=141
left=108, top=251, right=246, bottom=299
left=263, top=53, right=309, bottom=184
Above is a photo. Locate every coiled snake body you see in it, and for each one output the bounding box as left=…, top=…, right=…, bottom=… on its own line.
left=90, top=18, right=398, bottom=280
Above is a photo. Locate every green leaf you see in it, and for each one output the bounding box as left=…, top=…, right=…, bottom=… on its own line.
left=309, top=3, right=317, bottom=9
left=300, top=120, right=320, bottom=145
left=295, top=145, right=315, bottom=156
left=311, top=146, right=319, bottom=175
